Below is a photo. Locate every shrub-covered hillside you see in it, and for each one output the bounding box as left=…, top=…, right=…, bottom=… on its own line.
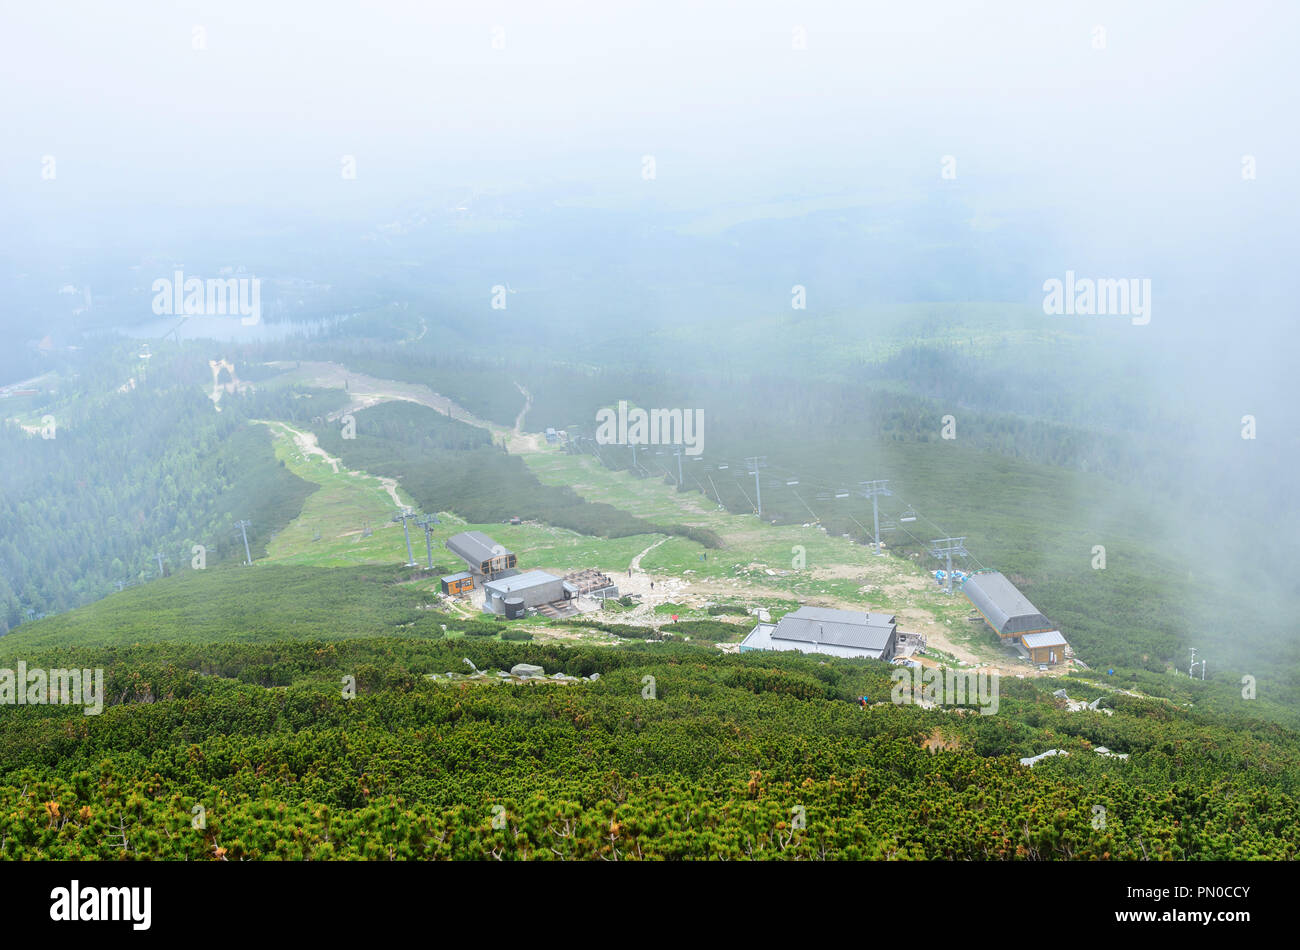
left=1, top=568, right=1297, bottom=860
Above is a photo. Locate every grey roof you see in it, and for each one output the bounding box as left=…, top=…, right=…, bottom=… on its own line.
left=962, top=572, right=1051, bottom=635
left=483, top=570, right=561, bottom=594
left=771, top=606, right=896, bottom=653
left=1019, top=749, right=1068, bottom=767
left=783, top=605, right=896, bottom=627
left=440, top=572, right=473, bottom=583
left=1022, top=630, right=1068, bottom=649
left=446, top=531, right=512, bottom=565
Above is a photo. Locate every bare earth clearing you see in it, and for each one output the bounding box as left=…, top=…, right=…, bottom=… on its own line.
left=266, top=361, right=508, bottom=435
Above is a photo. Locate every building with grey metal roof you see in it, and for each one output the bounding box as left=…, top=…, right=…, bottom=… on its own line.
left=446, top=531, right=516, bottom=578
left=439, top=571, right=475, bottom=596
left=1021, top=631, right=1068, bottom=649
left=482, top=570, right=567, bottom=616
left=1021, top=629, right=1069, bottom=665
left=779, top=605, right=896, bottom=628
left=962, top=571, right=1052, bottom=637
left=740, top=605, right=897, bottom=660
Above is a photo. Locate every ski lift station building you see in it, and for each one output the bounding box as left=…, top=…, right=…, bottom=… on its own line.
left=740, top=606, right=898, bottom=661
left=446, top=531, right=517, bottom=579
left=962, top=570, right=1070, bottom=665
left=961, top=571, right=1053, bottom=638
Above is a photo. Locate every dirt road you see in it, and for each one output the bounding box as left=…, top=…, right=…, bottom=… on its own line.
left=629, top=536, right=669, bottom=572
left=259, top=420, right=404, bottom=508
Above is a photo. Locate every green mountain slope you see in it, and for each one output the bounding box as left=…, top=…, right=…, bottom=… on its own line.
left=1, top=567, right=1296, bottom=859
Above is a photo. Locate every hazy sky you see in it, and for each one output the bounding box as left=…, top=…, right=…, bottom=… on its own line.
left=4, top=0, right=1296, bottom=212
left=2, top=0, right=1295, bottom=363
